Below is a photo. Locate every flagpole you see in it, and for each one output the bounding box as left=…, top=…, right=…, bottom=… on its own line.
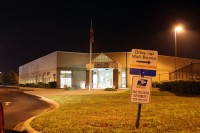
left=89, top=39, right=92, bottom=91
left=89, top=19, right=93, bottom=91
left=89, top=41, right=92, bottom=91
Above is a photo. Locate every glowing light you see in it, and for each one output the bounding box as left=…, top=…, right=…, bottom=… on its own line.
left=175, top=26, right=183, bottom=32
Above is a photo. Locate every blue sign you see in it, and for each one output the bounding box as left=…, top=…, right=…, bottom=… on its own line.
left=130, top=68, right=156, bottom=77
left=137, top=79, right=148, bottom=86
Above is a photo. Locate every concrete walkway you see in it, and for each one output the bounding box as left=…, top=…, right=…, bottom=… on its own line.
left=20, top=87, right=128, bottom=97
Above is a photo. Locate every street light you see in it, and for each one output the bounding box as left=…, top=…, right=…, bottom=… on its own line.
left=174, top=26, right=183, bottom=80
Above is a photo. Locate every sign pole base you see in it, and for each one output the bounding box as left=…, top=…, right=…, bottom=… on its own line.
left=135, top=103, right=142, bottom=128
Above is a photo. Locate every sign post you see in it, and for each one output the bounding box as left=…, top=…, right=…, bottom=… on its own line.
left=136, top=70, right=144, bottom=128
left=129, top=49, right=157, bottom=128
left=136, top=103, right=142, bottom=128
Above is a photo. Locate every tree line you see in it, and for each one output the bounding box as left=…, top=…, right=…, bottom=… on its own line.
left=0, top=71, right=18, bottom=86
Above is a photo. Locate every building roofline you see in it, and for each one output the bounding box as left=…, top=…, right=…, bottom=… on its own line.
left=19, top=51, right=200, bottom=68
left=19, top=51, right=58, bottom=68
left=56, top=51, right=89, bottom=54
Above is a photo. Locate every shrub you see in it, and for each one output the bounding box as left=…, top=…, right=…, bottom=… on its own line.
left=152, top=81, right=161, bottom=88
left=64, top=85, right=77, bottom=90
left=37, top=82, right=47, bottom=88
left=64, top=87, right=75, bottom=90
left=25, top=83, right=37, bottom=87
left=49, top=81, right=57, bottom=88
left=18, top=84, right=26, bottom=87
left=158, top=80, right=200, bottom=95
left=159, top=81, right=172, bottom=91
left=104, top=88, right=117, bottom=91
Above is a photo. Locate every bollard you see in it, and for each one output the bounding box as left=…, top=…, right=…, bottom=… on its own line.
left=0, top=103, right=4, bottom=133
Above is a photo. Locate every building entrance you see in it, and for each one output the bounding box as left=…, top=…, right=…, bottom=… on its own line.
left=92, top=68, right=113, bottom=89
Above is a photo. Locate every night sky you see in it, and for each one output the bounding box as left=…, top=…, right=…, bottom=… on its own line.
left=1, top=1, right=200, bottom=72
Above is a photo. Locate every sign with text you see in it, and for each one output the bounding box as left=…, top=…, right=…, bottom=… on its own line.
left=130, top=49, right=158, bottom=70
left=94, top=63, right=109, bottom=68
left=131, top=76, right=152, bottom=103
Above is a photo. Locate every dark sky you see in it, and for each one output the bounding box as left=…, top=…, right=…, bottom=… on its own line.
left=1, top=1, right=200, bottom=72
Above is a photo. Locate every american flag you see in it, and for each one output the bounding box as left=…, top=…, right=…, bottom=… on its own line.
left=90, top=20, right=94, bottom=45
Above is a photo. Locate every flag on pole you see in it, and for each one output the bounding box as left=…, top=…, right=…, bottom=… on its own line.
left=90, top=20, right=94, bottom=45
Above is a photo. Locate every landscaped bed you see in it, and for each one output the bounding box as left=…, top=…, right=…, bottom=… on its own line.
left=31, top=88, right=200, bottom=132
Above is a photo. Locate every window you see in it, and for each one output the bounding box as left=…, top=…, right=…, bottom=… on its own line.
left=60, top=71, right=72, bottom=88
left=122, top=71, right=126, bottom=88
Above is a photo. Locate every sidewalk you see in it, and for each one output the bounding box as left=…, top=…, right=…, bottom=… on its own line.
left=20, top=87, right=128, bottom=97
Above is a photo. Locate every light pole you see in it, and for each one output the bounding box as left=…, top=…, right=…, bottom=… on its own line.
left=174, top=26, right=183, bottom=80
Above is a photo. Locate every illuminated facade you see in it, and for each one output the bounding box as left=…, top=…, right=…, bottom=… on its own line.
left=19, top=51, right=200, bottom=89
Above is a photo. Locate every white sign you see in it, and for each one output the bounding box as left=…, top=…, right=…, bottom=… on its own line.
left=130, top=49, right=158, bottom=70
left=130, top=76, right=152, bottom=103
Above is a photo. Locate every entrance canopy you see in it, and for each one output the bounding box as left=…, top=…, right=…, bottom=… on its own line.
left=86, top=53, right=120, bottom=69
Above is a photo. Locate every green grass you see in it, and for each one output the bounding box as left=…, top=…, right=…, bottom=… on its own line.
left=31, top=88, right=200, bottom=133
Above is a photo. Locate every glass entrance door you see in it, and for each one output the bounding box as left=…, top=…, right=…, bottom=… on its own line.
left=92, top=68, right=113, bottom=89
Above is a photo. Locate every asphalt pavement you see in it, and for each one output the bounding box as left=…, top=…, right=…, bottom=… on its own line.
left=0, top=86, right=51, bottom=133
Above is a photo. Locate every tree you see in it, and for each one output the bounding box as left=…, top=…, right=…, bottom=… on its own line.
left=2, top=71, right=19, bottom=86
left=0, top=73, right=3, bottom=85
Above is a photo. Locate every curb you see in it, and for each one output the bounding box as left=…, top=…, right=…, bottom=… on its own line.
left=19, top=95, right=60, bottom=133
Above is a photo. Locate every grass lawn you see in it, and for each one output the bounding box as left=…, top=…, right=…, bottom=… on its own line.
left=31, top=88, right=200, bottom=133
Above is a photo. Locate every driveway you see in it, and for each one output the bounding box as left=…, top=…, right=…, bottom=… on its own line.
left=0, top=87, right=51, bottom=133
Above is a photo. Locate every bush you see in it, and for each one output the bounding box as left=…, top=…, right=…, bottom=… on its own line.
left=64, top=85, right=77, bottom=90
left=104, top=88, right=117, bottom=91
left=64, top=87, right=75, bottom=90
left=159, top=81, right=172, bottom=91
left=49, top=81, right=57, bottom=88
left=152, top=81, right=161, bottom=88
left=38, top=82, right=45, bottom=88
left=18, top=84, right=26, bottom=87
left=19, top=83, right=50, bottom=88
left=25, top=83, right=37, bottom=87
left=158, top=80, right=200, bottom=95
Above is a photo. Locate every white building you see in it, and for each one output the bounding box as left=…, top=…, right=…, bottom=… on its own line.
left=19, top=51, right=200, bottom=89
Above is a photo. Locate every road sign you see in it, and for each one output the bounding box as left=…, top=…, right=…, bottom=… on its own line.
left=130, top=76, right=152, bottom=103
left=130, top=49, right=158, bottom=71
